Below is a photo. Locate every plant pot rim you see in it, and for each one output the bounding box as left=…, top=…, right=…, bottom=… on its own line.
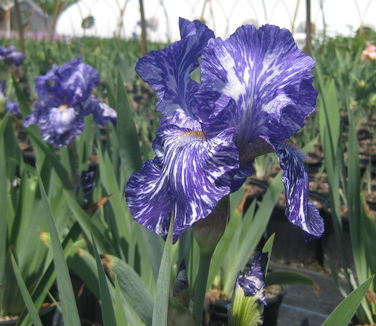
left=0, top=304, right=55, bottom=325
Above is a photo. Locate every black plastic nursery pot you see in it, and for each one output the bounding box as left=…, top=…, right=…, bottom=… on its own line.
left=262, top=285, right=286, bottom=326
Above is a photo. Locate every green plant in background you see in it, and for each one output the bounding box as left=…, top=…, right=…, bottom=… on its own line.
left=316, top=64, right=376, bottom=324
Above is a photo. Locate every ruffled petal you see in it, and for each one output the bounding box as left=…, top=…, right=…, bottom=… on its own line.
left=136, top=18, right=214, bottom=117
left=125, top=110, right=240, bottom=242
left=84, top=96, right=117, bottom=125
left=35, top=57, right=99, bottom=107
left=271, top=142, right=324, bottom=238
left=201, top=24, right=317, bottom=148
left=38, top=106, right=85, bottom=148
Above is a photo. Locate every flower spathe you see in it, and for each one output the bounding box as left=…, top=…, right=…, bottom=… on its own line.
left=125, top=19, right=324, bottom=242
left=24, top=57, right=116, bottom=147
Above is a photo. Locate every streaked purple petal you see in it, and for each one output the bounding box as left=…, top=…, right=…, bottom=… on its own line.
left=38, top=106, right=85, bottom=148
left=35, top=56, right=99, bottom=107
left=201, top=24, right=317, bottom=148
left=84, top=96, right=117, bottom=125
left=125, top=110, right=240, bottom=242
left=136, top=18, right=214, bottom=117
left=237, top=252, right=267, bottom=304
left=271, top=142, right=324, bottom=237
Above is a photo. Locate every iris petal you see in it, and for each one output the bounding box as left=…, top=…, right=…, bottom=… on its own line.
left=38, top=106, right=85, bottom=148
left=135, top=18, right=214, bottom=117
left=201, top=24, right=317, bottom=148
left=125, top=110, right=240, bottom=242
left=237, top=252, right=267, bottom=304
left=272, top=142, right=324, bottom=238
left=35, top=56, right=99, bottom=107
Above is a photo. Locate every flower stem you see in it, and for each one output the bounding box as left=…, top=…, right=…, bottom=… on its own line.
left=67, top=141, right=80, bottom=187
left=192, top=250, right=212, bottom=325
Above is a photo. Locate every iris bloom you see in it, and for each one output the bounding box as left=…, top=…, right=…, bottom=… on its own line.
left=24, top=57, right=116, bottom=148
left=0, top=45, right=24, bottom=66
left=0, top=80, right=20, bottom=115
left=236, top=252, right=268, bottom=304
left=5, top=101, right=20, bottom=115
left=125, top=19, right=323, bottom=241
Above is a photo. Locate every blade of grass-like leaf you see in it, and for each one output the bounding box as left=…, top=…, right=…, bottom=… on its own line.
left=347, top=116, right=373, bottom=323
left=10, top=253, right=43, bottom=326
left=262, top=233, right=275, bottom=273
left=207, top=188, right=245, bottom=287
left=67, top=245, right=100, bottom=298
left=266, top=271, right=316, bottom=287
left=152, top=218, right=174, bottom=326
left=37, top=178, right=81, bottom=326
left=92, top=237, right=118, bottom=326
left=12, top=77, right=31, bottom=116
left=26, top=126, right=72, bottom=189
left=64, top=190, right=113, bottom=253
left=103, top=254, right=153, bottom=325
left=0, top=135, right=7, bottom=286
left=224, top=173, right=283, bottom=293
left=322, top=276, right=374, bottom=326
left=113, top=73, right=142, bottom=178
left=114, top=276, right=129, bottom=326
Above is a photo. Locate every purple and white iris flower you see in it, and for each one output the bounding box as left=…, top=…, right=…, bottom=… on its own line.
left=0, top=45, right=24, bottom=66
left=24, top=57, right=116, bottom=148
left=5, top=101, right=21, bottom=115
left=0, top=80, right=21, bottom=115
left=236, top=252, right=268, bottom=304
left=125, top=18, right=324, bottom=242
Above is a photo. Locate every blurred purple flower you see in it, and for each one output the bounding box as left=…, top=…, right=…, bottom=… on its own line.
left=0, top=45, right=24, bottom=66
left=236, top=252, right=268, bottom=304
left=5, top=101, right=20, bottom=115
left=24, top=57, right=116, bottom=148
left=77, top=169, right=96, bottom=203
left=125, top=19, right=323, bottom=242
left=0, top=80, right=7, bottom=100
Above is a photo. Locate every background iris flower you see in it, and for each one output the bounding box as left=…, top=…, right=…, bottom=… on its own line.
left=24, top=57, right=117, bottom=148
left=0, top=45, right=24, bottom=66
left=125, top=18, right=323, bottom=242
left=5, top=101, right=20, bottom=115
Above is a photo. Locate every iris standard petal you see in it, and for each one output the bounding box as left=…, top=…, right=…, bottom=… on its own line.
left=35, top=57, right=99, bottom=107
left=135, top=18, right=214, bottom=117
left=272, top=142, right=324, bottom=237
left=125, top=110, right=240, bottom=241
left=237, top=252, right=268, bottom=304
left=201, top=24, right=317, bottom=148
